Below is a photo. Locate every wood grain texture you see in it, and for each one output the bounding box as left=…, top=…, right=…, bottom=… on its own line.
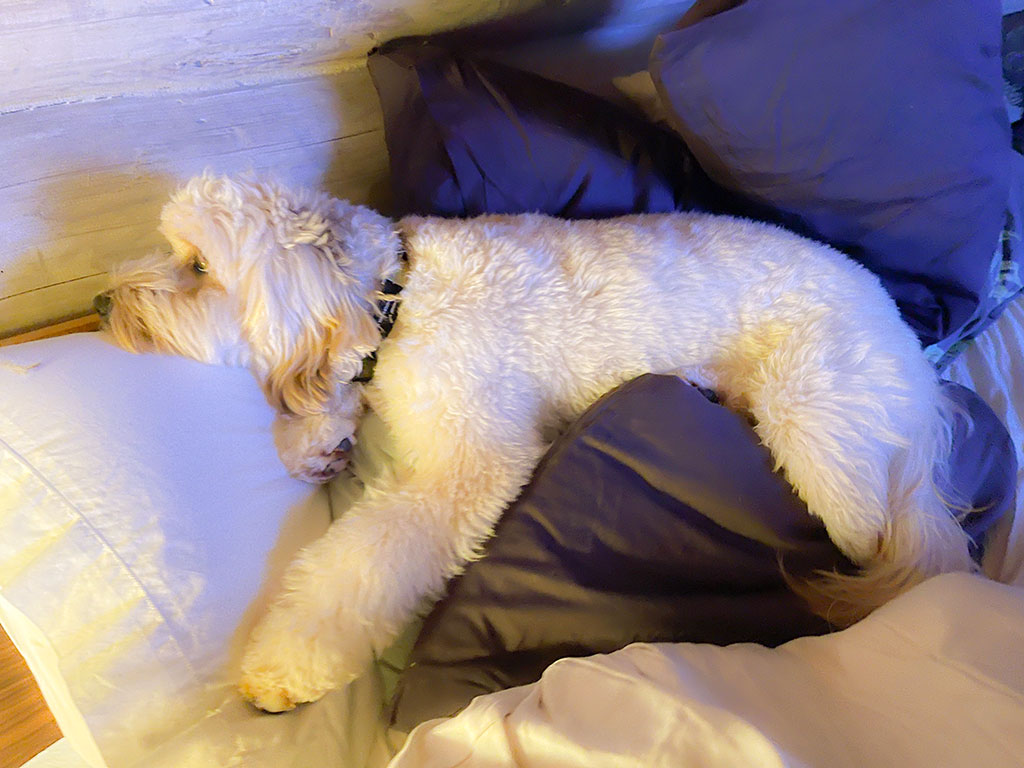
left=0, top=0, right=689, bottom=338
left=0, top=68, right=390, bottom=336
left=0, top=625, right=61, bottom=768
left=0, top=0, right=542, bottom=337
left=0, top=0, right=536, bottom=113
left=0, top=314, right=100, bottom=347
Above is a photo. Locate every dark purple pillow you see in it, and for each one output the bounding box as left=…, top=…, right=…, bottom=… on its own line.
left=388, top=375, right=1014, bottom=730
left=648, top=0, right=1019, bottom=357
left=367, top=43, right=741, bottom=220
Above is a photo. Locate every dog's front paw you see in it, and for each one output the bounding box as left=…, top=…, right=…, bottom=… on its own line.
left=238, top=675, right=307, bottom=714
left=239, top=605, right=363, bottom=713
left=305, top=437, right=354, bottom=484
left=273, top=408, right=360, bottom=484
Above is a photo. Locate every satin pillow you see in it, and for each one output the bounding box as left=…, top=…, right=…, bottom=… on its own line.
left=367, top=43, right=742, bottom=220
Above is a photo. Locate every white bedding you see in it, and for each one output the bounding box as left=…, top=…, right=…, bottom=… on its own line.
left=1, top=296, right=1022, bottom=768
left=391, top=574, right=1024, bottom=768
left=0, top=334, right=396, bottom=767
left=390, top=296, right=1024, bottom=767
left=945, top=296, right=1024, bottom=586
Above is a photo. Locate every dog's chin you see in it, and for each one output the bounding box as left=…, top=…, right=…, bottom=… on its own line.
left=103, top=302, right=250, bottom=369
left=103, top=309, right=155, bottom=355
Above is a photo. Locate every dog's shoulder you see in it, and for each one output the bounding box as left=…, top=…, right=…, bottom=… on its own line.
left=398, top=212, right=553, bottom=239
left=398, top=213, right=564, bottom=269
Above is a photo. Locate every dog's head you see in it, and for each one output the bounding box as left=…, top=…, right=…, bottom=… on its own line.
left=99, top=173, right=400, bottom=423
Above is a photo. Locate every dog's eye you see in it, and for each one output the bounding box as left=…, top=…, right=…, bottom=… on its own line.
left=191, top=257, right=209, bottom=275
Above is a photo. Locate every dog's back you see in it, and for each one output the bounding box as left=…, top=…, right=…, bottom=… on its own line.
left=102, top=175, right=975, bottom=708
left=391, top=211, right=974, bottom=623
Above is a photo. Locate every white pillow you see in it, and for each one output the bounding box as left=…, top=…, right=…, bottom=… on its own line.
left=0, top=333, right=390, bottom=767
left=391, top=574, right=1024, bottom=767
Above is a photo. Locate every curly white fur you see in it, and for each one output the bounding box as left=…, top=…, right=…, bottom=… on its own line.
left=101, top=173, right=975, bottom=712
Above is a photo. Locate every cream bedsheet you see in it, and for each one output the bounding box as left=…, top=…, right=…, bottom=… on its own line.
left=2, top=295, right=1022, bottom=768
left=0, top=334, right=398, bottom=768
left=391, top=574, right=1024, bottom=768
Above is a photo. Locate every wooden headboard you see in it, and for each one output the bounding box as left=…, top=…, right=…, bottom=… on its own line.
left=0, top=314, right=101, bottom=348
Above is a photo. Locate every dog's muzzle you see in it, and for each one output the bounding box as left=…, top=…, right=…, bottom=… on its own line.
left=93, top=291, right=113, bottom=319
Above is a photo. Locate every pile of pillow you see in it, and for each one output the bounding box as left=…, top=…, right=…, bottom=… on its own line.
left=370, top=0, right=1022, bottom=363
left=367, top=0, right=1022, bottom=729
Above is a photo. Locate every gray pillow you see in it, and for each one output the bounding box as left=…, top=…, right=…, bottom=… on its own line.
left=389, top=375, right=1015, bottom=730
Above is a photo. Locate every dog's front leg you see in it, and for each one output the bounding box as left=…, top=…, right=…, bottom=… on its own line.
left=239, top=415, right=544, bottom=712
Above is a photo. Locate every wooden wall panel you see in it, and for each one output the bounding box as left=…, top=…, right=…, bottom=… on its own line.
left=0, top=0, right=687, bottom=337
left=0, top=0, right=538, bottom=337
left=0, top=0, right=533, bottom=112
left=0, top=68, right=390, bottom=336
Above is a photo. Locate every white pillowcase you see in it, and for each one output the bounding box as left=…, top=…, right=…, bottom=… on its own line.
left=0, top=333, right=390, bottom=767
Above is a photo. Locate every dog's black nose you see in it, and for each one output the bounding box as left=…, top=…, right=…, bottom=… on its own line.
left=93, top=291, right=113, bottom=318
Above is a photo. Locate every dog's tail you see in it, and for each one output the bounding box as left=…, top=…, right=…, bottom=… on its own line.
left=792, top=384, right=977, bottom=627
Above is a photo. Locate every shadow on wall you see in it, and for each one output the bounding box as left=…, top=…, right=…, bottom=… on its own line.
left=322, top=68, right=395, bottom=216
left=1, top=170, right=176, bottom=337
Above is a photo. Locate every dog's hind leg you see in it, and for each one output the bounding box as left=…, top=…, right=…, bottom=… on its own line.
left=733, top=315, right=973, bottom=624
left=238, top=386, right=547, bottom=712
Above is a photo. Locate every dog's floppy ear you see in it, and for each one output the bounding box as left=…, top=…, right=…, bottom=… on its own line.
left=262, top=310, right=379, bottom=416
left=247, top=191, right=401, bottom=416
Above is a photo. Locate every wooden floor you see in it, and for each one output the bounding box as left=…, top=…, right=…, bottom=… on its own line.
left=1, top=311, right=82, bottom=768
left=0, top=626, right=61, bottom=768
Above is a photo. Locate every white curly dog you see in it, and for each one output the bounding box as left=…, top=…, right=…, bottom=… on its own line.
left=98, top=173, right=974, bottom=712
